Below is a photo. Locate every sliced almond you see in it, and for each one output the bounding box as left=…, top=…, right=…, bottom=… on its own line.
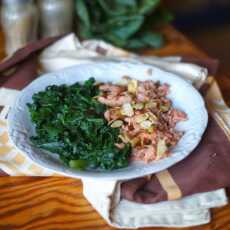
left=147, top=112, right=158, bottom=123
left=119, top=133, right=130, bottom=143
left=130, top=137, right=139, bottom=147
left=128, top=79, right=138, bottom=94
left=145, top=101, right=157, bottom=109
left=140, top=120, right=153, bottom=129
left=147, top=126, right=155, bottom=133
left=121, top=103, right=134, bottom=117
left=110, top=120, right=123, bottom=128
left=132, top=103, right=144, bottom=110
left=135, top=113, right=149, bottom=123
left=156, top=139, right=168, bottom=160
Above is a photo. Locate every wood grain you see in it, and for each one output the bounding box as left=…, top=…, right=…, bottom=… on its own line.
left=0, top=25, right=230, bottom=230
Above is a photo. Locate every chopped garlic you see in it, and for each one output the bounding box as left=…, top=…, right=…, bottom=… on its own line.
left=147, top=112, right=158, bottom=123
left=130, top=137, right=139, bottom=147
left=145, top=101, right=157, bottom=109
left=110, top=120, right=123, bottom=128
left=140, top=120, right=153, bottom=129
left=128, top=79, right=138, bottom=94
left=147, top=126, right=155, bottom=133
left=160, top=102, right=170, bottom=112
left=135, top=113, right=149, bottom=123
left=119, top=133, right=130, bottom=143
left=121, top=103, right=134, bottom=117
left=132, top=103, right=144, bottom=110
left=156, top=139, right=168, bottom=160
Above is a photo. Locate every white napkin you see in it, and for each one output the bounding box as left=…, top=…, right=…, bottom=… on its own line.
left=38, top=34, right=228, bottom=228
left=40, top=33, right=207, bottom=88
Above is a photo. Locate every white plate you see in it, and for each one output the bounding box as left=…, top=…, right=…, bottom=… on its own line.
left=8, top=62, right=208, bottom=180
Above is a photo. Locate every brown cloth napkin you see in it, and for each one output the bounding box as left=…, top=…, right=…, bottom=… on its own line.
left=121, top=116, right=230, bottom=203
left=0, top=38, right=229, bottom=205
left=0, top=36, right=62, bottom=89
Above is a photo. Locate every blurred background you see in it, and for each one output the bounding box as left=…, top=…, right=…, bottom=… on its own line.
left=1, top=0, right=230, bottom=72
left=165, top=0, right=230, bottom=72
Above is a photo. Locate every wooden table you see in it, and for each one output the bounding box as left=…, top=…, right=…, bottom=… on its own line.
left=0, top=26, right=230, bottom=230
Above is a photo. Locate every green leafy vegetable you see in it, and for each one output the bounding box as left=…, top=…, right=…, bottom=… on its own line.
left=27, top=78, right=131, bottom=171
left=75, top=0, right=173, bottom=49
left=69, top=159, right=88, bottom=170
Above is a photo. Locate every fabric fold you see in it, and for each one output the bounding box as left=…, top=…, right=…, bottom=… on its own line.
left=83, top=178, right=227, bottom=228
left=121, top=116, right=230, bottom=203
left=40, top=33, right=208, bottom=88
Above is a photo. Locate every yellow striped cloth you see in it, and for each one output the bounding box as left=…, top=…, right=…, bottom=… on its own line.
left=0, top=90, right=59, bottom=176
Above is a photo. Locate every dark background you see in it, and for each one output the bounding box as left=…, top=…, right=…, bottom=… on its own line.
left=165, top=0, right=230, bottom=72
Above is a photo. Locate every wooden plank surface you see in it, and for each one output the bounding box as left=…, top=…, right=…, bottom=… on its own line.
left=0, top=26, right=230, bottom=230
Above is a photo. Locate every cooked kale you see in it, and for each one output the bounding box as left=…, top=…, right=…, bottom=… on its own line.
left=27, top=78, right=131, bottom=171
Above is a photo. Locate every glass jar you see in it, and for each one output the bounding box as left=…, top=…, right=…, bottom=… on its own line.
left=0, top=0, right=38, bottom=55
left=38, top=0, right=74, bottom=38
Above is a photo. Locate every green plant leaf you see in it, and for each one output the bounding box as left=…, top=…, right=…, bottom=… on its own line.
left=126, top=31, right=164, bottom=49
left=35, top=142, right=65, bottom=154
left=97, top=0, right=138, bottom=16
left=69, top=159, right=88, bottom=170
left=138, top=0, right=161, bottom=15
left=151, top=7, right=174, bottom=24
left=74, top=0, right=168, bottom=49
left=104, top=15, right=144, bottom=41
left=75, top=0, right=91, bottom=38
left=116, top=0, right=137, bottom=6
left=141, top=31, right=164, bottom=48
left=125, top=38, right=146, bottom=49
left=75, top=0, right=90, bottom=27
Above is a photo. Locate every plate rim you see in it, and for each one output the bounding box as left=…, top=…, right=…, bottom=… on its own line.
left=7, top=61, right=208, bottom=180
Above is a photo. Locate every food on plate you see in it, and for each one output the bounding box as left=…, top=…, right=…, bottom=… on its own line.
left=27, top=78, right=131, bottom=171
left=27, top=77, right=187, bottom=171
left=98, top=77, right=187, bottom=163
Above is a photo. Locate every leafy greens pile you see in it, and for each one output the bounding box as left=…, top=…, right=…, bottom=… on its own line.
left=75, top=0, right=173, bottom=49
left=27, top=78, right=131, bottom=171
